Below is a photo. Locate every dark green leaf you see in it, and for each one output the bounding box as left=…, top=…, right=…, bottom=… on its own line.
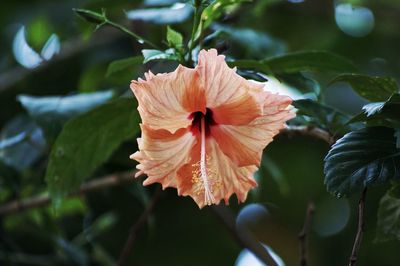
left=229, top=51, right=356, bottom=74
left=126, top=3, right=192, bottom=24
left=293, top=99, right=349, bottom=132
left=142, top=49, right=180, bottom=63
left=330, top=74, right=399, bottom=101
left=17, top=91, right=114, bottom=140
left=167, top=26, right=183, bottom=49
left=376, top=183, right=400, bottom=242
left=265, top=51, right=357, bottom=73
left=276, top=73, right=320, bottom=94
left=45, top=98, right=139, bottom=210
left=227, top=59, right=272, bottom=74
left=324, top=127, right=400, bottom=197
left=106, top=56, right=143, bottom=78
left=210, top=24, right=286, bottom=58
left=347, top=93, right=400, bottom=127
left=73, top=8, right=106, bottom=24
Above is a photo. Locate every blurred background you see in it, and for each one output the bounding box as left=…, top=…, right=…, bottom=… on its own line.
left=0, top=0, right=399, bottom=265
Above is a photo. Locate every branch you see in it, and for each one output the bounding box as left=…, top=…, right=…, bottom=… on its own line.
left=117, top=187, right=162, bottom=266
left=349, top=187, right=367, bottom=266
left=211, top=205, right=279, bottom=266
left=281, top=125, right=335, bottom=145
left=298, top=202, right=315, bottom=266
left=0, top=171, right=134, bottom=216
left=0, top=125, right=334, bottom=216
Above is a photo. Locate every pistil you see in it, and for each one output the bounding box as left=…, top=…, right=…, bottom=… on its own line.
left=200, top=116, right=216, bottom=205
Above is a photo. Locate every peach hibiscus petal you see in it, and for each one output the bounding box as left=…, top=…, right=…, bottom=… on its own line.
left=131, top=124, right=197, bottom=189
left=197, top=49, right=264, bottom=125
left=210, top=92, right=295, bottom=167
left=176, top=138, right=257, bottom=208
left=130, top=65, right=206, bottom=133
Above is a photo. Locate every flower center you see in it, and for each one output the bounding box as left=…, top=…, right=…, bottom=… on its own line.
left=189, top=108, right=216, bottom=136
left=189, top=108, right=220, bottom=206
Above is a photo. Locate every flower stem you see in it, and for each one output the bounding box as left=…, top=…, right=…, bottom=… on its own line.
left=105, top=19, right=160, bottom=50
left=299, top=201, right=315, bottom=266
left=349, top=187, right=367, bottom=266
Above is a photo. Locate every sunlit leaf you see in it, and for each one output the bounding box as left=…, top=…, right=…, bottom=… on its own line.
left=330, top=74, right=398, bottom=101
left=347, top=93, right=400, bottom=127
left=45, top=98, right=139, bottom=210
left=167, top=26, right=183, bottom=49
left=145, top=0, right=179, bottom=6
left=194, top=0, right=250, bottom=41
left=17, top=91, right=114, bottom=140
left=376, top=183, right=400, bottom=242
left=0, top=132, right=27, bottom=150
left=126, top=3, right=192, bottom=24
left=40, top=34, right=61, bottom=60
left=335, top=3, right=374, bottom=38
left=12, top=26, right=43, bottom=69
left=0, top=116, right=46, bottom=171
left=142, top=48, right=180, bottom=63
left=324, top=127, right=400, bottom=198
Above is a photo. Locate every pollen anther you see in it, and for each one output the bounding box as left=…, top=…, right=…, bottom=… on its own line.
left=190, top=116, right=221, bottom=205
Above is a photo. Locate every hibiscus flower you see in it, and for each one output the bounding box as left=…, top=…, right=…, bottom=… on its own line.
left=130, top=49, right=295, bottom=208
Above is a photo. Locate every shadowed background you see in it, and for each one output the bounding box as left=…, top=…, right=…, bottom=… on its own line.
left=0, top=0, right=399, bottom=265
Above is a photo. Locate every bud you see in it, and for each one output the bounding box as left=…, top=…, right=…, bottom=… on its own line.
left=73, top=8, right=106, bottom=24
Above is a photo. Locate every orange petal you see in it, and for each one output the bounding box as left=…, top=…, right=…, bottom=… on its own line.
left=196, top=49, right=264, bottom=125
left=131, top=65, right=206, bottom=133
left=176, top=138, right=258, bottom=208
left=130, top=124, right=197, bottom=189
left=211, top=92, right=295, bottom=167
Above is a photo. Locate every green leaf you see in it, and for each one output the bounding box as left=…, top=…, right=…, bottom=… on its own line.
left=142, top=48, right=180, bottom=63
left=166, top=26, right=183, bottom=49
left=347, top=93, right=400, bottom=127
left=126, top=3, right=192, bottom=24
left=330, top=74, right=399, bottom=101
left=228, top=51, right=357, bottom=74
left=45, top=98, right=139, bottom=210
left=293, top=99, right=349, bottom=132
left=17, top=91, right=114, bottom=140
left=106, top=56, right=143, bottom=78
left=73, top=8, right=106, bottom=25
left=210, top=24, right=286, bottom=58
left=276, top=73, right=320, bottom=94
left=376, top=183, right=400, bottom=242
left=324, top=127, right=400, bottom=198
left=194, top=0, right=250, bottom=41
left=228, top=59, right=272, bottom=74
